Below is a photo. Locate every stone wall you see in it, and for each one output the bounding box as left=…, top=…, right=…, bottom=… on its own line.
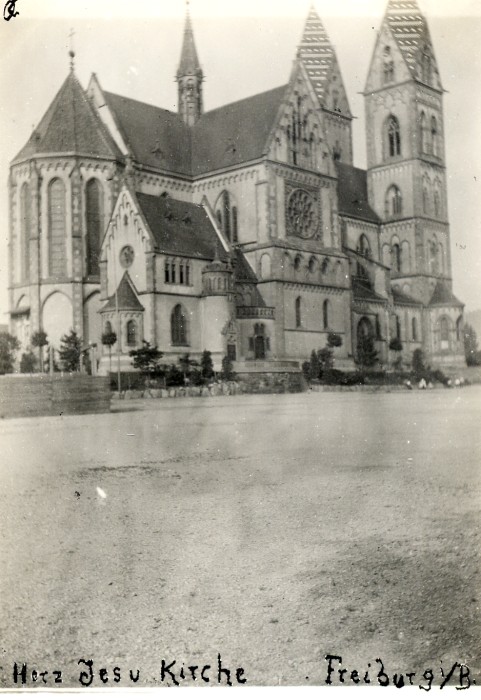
left=0, top=375, right=111, bottom=419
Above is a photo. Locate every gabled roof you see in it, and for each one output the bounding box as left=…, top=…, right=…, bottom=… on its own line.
left=429, top=281, right=464, bottom=307
left=191, top=85, right=287, bottom=175
left=392, top=287, right=422, bottom=306
left=102, top=84, right=287, bottom=177
left=135, top=192, right=228, bottom=261
left=103, top=92, right=192, bottom=175
left=102, top=272, right=144, bottom=312
left=352, top=278, right=387, bottom=303
left=177, top=11, right=203, bottom=79
left=383, top=0, right=441, bottom=86
left=13, top=71, right=122, bottom=163
left=336, top=163, right=381, bottom=224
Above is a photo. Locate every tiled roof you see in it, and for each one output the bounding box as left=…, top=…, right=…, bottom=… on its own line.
left=384, top=0, right=438, bottom=84
left=191, top=85, right=287, bottom=175
left=297, top=6, right=335, bottom=105
left=102, top=84, right=286, bottom=177
left=233, top=249, right=258, bottom=283
left=102, top=272, right=144, bottom=312
left=352, top=278, right=387, bottom=303
left=336, top=163, right=381, bottom=224
left=14, top=72, right=122, bottom=163
left=135, top=192, right=228, bottom=261
left=429, top=281, right=464, bottom=307
left=103, top=92, right=192, bottom=175
left=392, top=287, right=421, bottom=305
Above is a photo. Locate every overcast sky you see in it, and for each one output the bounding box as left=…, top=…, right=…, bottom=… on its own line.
left=1, top=0, right=480, bottom=321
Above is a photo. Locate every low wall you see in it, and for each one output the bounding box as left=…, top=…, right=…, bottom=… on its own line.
left=0, top=375, right=111, bottom=419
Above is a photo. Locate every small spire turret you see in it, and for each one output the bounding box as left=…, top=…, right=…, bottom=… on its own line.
left=176, top=1, right=204, bottom=125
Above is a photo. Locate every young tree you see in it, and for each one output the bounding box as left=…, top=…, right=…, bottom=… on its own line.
left=309, top=349, right=320, bottom=381
left=129, top=341, right=164, bottom=380
left=356, top=335, right=378, bottom=372
left=317, top=347, right=334, bottom=378
left=464, top=323, right=481, bottom=366
left=220, top=355, right=236, bottom=381
left=58, top=330, right=82, bottom=372
left=20, top=351, right=37, bottom=374
left=0, top=332, right=20, bottom=374
left=412, top=348, right=426, bottom=379
left=179, top=353, right=199, bottom=383
left=31, top=330, right=48, bottom=372
left=101, top=329, right=117, bottom=375
left=200, top=350, right=214, bottom=381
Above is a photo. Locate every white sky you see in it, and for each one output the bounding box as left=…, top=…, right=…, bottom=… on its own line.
left=1, top=0, right=480, bottom=320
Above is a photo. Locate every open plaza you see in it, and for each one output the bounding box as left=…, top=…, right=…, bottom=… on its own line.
left=0, top=386, right=479, bottom=687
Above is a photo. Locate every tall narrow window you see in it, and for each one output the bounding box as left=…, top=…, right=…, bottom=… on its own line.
left=322, top=299, right=330, bottom=330
left=171, top=261, right=176, bottom=284
left=440, top=317, right=450, bottom=350
left=48, top=178, right=67, bottom=277
left=387, top=116, right=401, bottom=157
left=126, top=319, right=137, bottom=346
left=423, top=186, right=429, bottom=214
left=431, top=117, right=438, bottom=157
left=179, top=262, right=185, bottom=285
left=20, top=182, right=31, bottom=282
left=104, top=321, right=113, bottom=336
left=395, top=315, right=401, bottom=340
left=420, top=112, right=427, bottom=153
left=385, top=185, right=403, bottom=217
left=215, top=191, right=238, bottom=243
left=434, top=190, right=440, bottom=218
left=171, top=304, right=188, bottom=345
left=164, top=260, right=170, bottom=283
left=412, top=317, right=418, bottom=341
left=86, top=179, right=103, bottom=277
left=185, top=262, right=190, bottom=286
left=391, top=243, right=401, bottom=273
left=357, top=234, right=371, bottom=258
left=295, top=296, right=302, bottom=329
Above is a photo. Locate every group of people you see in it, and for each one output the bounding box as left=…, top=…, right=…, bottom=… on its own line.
left=405, top=376, right=466, bottom=390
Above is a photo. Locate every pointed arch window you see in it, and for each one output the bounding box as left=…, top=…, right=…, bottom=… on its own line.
left=215, top=191, right=238, bottom=243
left=440, top=316, right=450, bottom=350
left=385, top=185, right=403, bottom=218
left=322, top=299, right=330, bottom=330
left=47, top=178, right=67, bottom=277
left=295, top=296, right=302, bottom=329
left=171, top=304, right=188, bottom=346
left=357, top=234, right=371, bottom=258
left=387, top=116, right=401, bottom=157
left=104, top=321, right=113, bottom=336
left=126, top=319, right=137, bottom=347
left=391, top=243, right=401, bottom=273
left=86, top=178, right=104, bottom=277
left=423, top=185, right=429, bottom=215
left=420, top=112, right=428, bottom=153
left=434, top=190, right=440, bottom=218
left=20, top=182, right=31, bottom=282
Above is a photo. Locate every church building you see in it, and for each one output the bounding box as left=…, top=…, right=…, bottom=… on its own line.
left=8, top=0, right=466, bottom=374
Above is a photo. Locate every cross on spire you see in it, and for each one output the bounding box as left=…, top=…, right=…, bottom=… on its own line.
left=68, top=27, right=76, bottom=71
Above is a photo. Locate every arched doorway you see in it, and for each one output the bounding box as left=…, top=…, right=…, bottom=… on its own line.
left=356, top=316, right=375, bottom=365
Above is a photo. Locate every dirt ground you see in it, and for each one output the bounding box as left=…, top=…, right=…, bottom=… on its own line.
left=0, top=387, right=480, bottom=688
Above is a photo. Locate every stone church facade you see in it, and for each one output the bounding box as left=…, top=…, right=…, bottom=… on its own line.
left=8, top=0, right=465, bottom=374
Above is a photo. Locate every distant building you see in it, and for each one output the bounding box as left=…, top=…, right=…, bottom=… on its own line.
left=8, top=0, right=465, bottom=373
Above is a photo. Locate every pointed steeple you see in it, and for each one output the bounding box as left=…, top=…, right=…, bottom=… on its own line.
left=382, top=0, right=442, bottom=89
left=12, top=71, right=122, bottom=163
left=176, top=2, right=204, bottom=125
left=296, top=5, right=336, bottom=105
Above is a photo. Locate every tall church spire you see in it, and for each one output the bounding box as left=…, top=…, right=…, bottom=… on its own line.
left=381, top=0, right=442, bottom=89
left=176, top=2, right=204, bottom=126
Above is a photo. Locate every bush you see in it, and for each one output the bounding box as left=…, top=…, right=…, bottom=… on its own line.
left=322, top=369, right=365, bottom=386
left=0, top=332, right=20, bottom=374
left=220, top=355, right=236, bottom=381
left=327, top=332, right=343, bottom=348
left=389, top=337, right=403, bottom=352
left=59, top=330, right=82, bottom=372
left=165, top=364, right=184, bottom=387
left=20, top=351, right=37, bottom=374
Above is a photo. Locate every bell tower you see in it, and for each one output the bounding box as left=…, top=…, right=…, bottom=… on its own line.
left=176, top=2, right=204, bottom=126
left=364, top=0, right=452, bottom=305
